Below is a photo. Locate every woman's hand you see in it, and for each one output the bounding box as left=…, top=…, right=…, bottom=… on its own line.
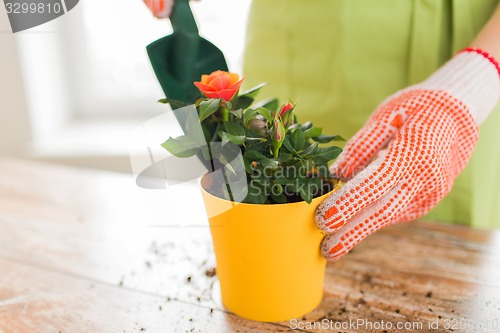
left=315, top=48, right=500, bottom=261
left=143, top=0, right=174, bottom=18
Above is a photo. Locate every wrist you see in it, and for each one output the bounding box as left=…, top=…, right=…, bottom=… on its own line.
left=416, top=48, right=500, bottom=125
left=458, top=47, right=500, bottom=77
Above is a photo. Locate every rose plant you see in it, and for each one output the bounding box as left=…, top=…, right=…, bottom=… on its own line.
left=153, top=70, right=346, bottom=321
left=160, top=70, right=343, bottom=204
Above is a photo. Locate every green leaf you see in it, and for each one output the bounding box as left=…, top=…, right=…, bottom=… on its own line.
left=230, top=109, right=243, bottom=119
left=302, top=121, right=313, bottom=131
left=273, top=153, right=292, bottom=163
left=252, top=170, right=272, bottom=188
left=274, top=176, right=296, bottom=186
left=290, top=129, right=306, bottom=151
left=161, top=135, right=199, bottom=158
left=194, top=98, right=204, bottom=108
left=282, top=137, right=299, bottom=156
left=244, top=149, right=267, bottom=160
left=271, top=182, right=284, bottom=195
left=311, top=134, right=345, bottom=143
left=255, top=107, right=272, bottom=122
left=244, top=149, right=278, bottom=169
left=201, top=122, right=214, bottom=143
left=270, top=184, right=287, bottom=203
left=260, top=157, right=279, bottom=169
left=243, top=108, right=258, bottom=125
left=307, top=176, right=323, bottom=190
left=158, top=98, right=190, bottom=110
left=271, top=193, right=287, bottom=204
left=253, top=97, right=279, bottom=112
left=239, top=82, right=267, bottom=99
left=303, top=127, right=322, bottom=139
left=199, top=99, right=221, bottom=122
left=301, top=142, right=319, bottom=156
left=244, top=182, right=268, bottom=204
left=233, top=96, right=254, bottom=110
left=316, top=165, right=332, bottom=178
left=221, top=132, right=245, bottom=145
left=283, top=136, right=294, bottom=151
left=244, top=140, right=268, bottom=152
left=310, top=146, right=343, bottom=163
left=300, top=159, right=316, bottom=174
left=223, top=121, right=245, bottom=136
left=243, top=157, right=255, bottom=174
left=298, top=180, right=313, bottom=204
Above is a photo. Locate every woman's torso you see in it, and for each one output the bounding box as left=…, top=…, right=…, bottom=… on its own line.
left=243, top=0, right=500, bottom=227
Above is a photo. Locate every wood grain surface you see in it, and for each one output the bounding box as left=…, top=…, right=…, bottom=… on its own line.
left=0, top=157, right=499, bottom=333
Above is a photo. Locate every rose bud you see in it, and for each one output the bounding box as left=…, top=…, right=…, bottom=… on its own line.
left=271, top=119, right=286, bottom=157
left=248, top=118, right=267, bottom=136
left=279, top=102, right=295, bottom=117
left=194, top=70, right=244, bottom=101
left=278, top=101, right=296, bottom=127
left=282, top=110, right=295, bottom=128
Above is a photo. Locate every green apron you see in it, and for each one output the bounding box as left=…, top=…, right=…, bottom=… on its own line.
left=243, top=0, right=500, bottom=228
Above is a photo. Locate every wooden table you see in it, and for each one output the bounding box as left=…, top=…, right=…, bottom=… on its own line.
left=0, top=157, right=499, bottom=333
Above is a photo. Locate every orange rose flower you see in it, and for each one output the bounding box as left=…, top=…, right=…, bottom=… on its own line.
left=194, top=70, right=244, bottom=101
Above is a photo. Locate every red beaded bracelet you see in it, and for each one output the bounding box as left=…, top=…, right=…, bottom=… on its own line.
left=458, top=47, right=500, bottom=77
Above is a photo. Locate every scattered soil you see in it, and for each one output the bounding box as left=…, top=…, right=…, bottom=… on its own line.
left=204, top=268, right=216, bottom=278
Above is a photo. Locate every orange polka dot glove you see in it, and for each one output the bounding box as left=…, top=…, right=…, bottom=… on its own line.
left=315, top=48, right=500, bottom=261
left=143, top=0, right=174, bottom=18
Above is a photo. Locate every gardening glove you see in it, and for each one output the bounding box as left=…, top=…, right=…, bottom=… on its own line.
left=315, top=48, right=500, bottom=261
left=144, top=0, right=174, bottom=18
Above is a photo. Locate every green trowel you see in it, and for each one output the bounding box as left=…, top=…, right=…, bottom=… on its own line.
left=146, top=0, right=228, bottom=104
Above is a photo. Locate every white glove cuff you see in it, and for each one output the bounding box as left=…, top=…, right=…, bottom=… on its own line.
left=417, top=50, right=500, bottom=125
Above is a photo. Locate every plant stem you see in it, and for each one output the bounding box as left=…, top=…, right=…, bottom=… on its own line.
left=221, top=107, right=229, bottom=122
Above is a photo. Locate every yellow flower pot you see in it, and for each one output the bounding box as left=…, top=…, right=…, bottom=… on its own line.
left=200, top=175, right=337, bottom=322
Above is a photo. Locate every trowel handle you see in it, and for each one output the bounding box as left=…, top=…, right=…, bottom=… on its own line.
left=169, top=0, right=200, bottom=81
left=169, top=0, right=198, bottom=35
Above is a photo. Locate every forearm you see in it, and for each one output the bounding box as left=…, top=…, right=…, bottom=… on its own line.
left=471, top=3, right=500, bottom=60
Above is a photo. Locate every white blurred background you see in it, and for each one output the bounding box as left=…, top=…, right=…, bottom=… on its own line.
left=0, top=0, right=251, bottom=172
